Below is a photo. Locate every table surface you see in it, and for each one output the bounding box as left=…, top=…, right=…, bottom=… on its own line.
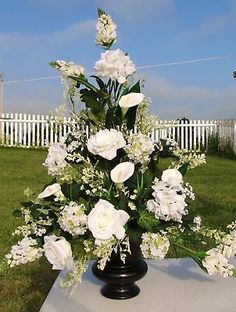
left=40, top=257, right=236, bottom=312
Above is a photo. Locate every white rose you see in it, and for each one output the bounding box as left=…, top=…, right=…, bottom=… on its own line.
left=87, top=199, right=129, bottom=240
left=161, top=169, right=183, bottom=187
left=110, top=162, right=135, bottom=183
left=43, top=236, right=72, bottom=270
left=87, top=129, right=126, bottom=160
left=38, top=183, right=62, bottom=199
left=119, top=92, right=145, bottom=109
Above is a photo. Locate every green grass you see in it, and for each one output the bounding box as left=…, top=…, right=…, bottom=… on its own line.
left=0, top=148, right=236, bottom=311
left=0, top=147, right=57, bottom=312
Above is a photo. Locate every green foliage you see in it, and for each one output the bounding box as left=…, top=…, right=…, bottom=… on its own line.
left=137, top=209, right=161, bottom=232
left=207, top=133, right=236, bottom=160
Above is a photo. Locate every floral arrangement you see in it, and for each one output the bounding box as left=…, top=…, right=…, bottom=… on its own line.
left=6, top=8, right=236, bottom=290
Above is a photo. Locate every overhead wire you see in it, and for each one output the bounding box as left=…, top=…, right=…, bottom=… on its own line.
left=2, top=54, right=236, bottom=85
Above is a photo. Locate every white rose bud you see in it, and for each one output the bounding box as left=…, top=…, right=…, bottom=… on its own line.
left=87, top=129, right=126, bottom=160
left=161, top=169, right=183, bottom=188
left=110, top=162, right=135, bottom=184
left=43, top=236, right=72, bottom=270
left=88, top=199, right=129, bottom=240
left=38, top=183, right=62, bottom=199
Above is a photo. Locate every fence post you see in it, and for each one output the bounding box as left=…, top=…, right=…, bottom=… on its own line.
left=233, top=119, right=236, bottom=154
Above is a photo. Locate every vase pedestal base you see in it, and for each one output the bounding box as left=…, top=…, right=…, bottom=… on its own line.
left=101, top=283, right=140, bottom=300
left=92, top=259, right=148, bottom=300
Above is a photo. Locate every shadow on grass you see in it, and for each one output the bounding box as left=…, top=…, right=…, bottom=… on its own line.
left=188, top=195, right=236, bottom=229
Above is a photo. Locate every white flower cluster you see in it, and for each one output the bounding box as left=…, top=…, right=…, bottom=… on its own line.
left=65, top=130, right=87, bottom=153
left=93, top=237, right=118, bottom=270
left=92, top=236, right=131, bottom=271
left=53, top=60, right=85, bottom=77
left=96, top=12, right=117, bottom=47
left=218, top=230, right=236, bottom=258
left=227, top=221, right=236, bottom=231
left=192, top=215, right=202, bottom=232
left=141, top=232, right=170, bottom=259
left=59, top=202, right=87, bottom=236
left=202, top=248, right=234, bottom=277
left=202, top=229, right=236, bottom=277
left=165, top=137, right=179, bottom=152
left=13, top=207, right=51, bottom=237
left=147, top=169, right=188, bottom=223
left=94, top=49, right=135, bottom=84
left=181, top=182, right=195, bottom=200
left=170, top=149, right=206, bottom=170
left=80, top=163, right=107, bottom=197
left=43, top=142, right=68, bottom=176
left=6, top=237, right=43, bottom=267
left=135, top=98, right=160, bottom=135
left=61, top=257, right=88, bottom=289
left=14, top=223, right=47, bottom=237
left=125, top=132, right=154, bottom=167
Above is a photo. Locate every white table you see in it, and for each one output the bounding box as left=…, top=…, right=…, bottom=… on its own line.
left=40, top=258, right=236, bottom=312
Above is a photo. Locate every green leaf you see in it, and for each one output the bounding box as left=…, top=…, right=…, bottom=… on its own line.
left=124, top=80, right=141, bottom=129
left=12, top=210, right=22, bottom=217
left=61, top=183, right=81, bottom=201
left=137, top=209, right=160, bottom=232
left=69, top=76, right=98, bottom=92
left=49, top=61, right=58, bottom=68
left=80, top=89, right=103, bottom=112
left=178, top=163, right=189, bottom=175
left=97, top=7, right=106, bottom=17
left=118, top=193, right=128, bottom=210
left=129, top=80, right=141, bottom=93
left=190, top=254, right=207, bottom=272
left=91, top=75, right=106, bottom=90
left=21, top=201, right=33, bottom=208
left=104, top=39, right=115, bottom=50
left=36, top=208, right=49, bottom=215
left=177, top=233, right=203, bottom=243
left=126, top=105, right=138, bottom=130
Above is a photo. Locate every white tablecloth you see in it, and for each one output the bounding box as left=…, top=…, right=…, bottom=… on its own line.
left=40, top=258, right=236, bottom=312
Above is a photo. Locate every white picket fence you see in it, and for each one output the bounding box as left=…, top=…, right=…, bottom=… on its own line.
left=0, top=113, right=235, bottom=152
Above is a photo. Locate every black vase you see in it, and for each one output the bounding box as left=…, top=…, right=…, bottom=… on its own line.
left=92, top=239, right=148, bottom=300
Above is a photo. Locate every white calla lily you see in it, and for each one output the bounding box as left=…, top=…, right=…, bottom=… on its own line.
left=119, top=92, right=145, bottom=109
left=38, top=183, right=62, bottom=199
left=110, top=162, right=135, bottom=183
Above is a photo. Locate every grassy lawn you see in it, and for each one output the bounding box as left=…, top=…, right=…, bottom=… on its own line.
left=0, top=147, right=57, bottom=312
left=0, top=147, right=236, bottom=311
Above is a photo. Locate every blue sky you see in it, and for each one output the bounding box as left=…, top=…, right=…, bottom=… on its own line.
left=1, top=0, right=236, bottom=119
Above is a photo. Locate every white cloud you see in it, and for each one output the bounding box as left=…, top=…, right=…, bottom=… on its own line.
left=0, top=20, right=95, bottom=51
left=143, top=74, right=236, bottom=119
left=45, top=20, right=95, bottom=44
